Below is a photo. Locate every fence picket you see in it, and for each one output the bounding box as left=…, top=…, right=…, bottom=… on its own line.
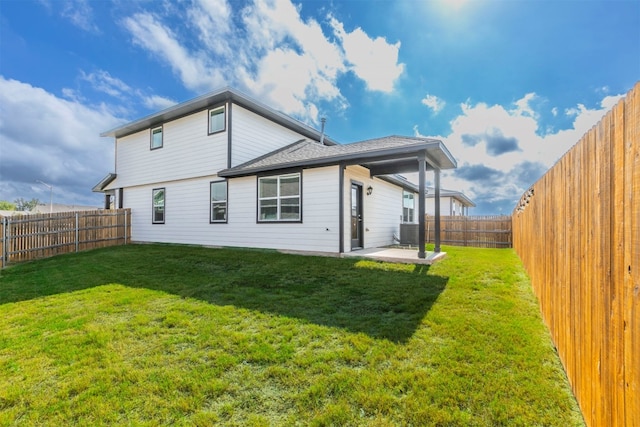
left=512, top=82, right=639, bottom=427
left=0, top=209, right=131, bottom=267
left=425, top=215, right=512, bottom=248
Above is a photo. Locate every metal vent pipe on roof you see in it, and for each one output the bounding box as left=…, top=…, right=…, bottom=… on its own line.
left=319, top=117, right=326, bottom=145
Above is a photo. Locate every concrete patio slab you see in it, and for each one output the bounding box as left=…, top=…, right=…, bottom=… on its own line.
left=341, top=247, right=447, bottom=265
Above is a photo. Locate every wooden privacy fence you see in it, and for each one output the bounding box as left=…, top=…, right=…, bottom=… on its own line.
left=0, top=209, right=131, bottom=268
left=425, top=215, right=512, bottom=248
left=512, top=82, right=639, bottom=427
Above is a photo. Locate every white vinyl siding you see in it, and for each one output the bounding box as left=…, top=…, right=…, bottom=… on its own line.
left=115, top=110, right=227, bottom=188
left=125, top=167, right=340, bottom=253
left=231, top=105, right=310, bottom=167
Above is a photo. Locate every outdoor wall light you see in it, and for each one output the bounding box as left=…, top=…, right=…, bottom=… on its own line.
left=366, top=185, right=373, bottom=196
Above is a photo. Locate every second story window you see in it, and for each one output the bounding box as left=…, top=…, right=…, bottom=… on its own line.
left=209, top=106, right=225, bottom=134
left=151, top=126, right=163, bottom=150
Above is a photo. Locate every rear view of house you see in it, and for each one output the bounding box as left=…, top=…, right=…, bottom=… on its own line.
left=94, top=88, right=457, bottom=258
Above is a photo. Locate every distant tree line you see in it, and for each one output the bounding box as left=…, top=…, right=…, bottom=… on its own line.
left=0, top=198, right=40, bottom=211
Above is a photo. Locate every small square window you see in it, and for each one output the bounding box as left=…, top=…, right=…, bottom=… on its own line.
left=209, top=107, right=225, bottom=134
left=151, top=126, right=163, bottom=150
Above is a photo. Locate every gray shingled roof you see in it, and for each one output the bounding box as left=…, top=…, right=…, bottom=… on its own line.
left=219, top=135, right=457, bottom=177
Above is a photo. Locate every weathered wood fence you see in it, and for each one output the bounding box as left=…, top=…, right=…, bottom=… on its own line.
left=426, top=215, right=512, bottom=248
left=0, top=209, right=131, bottom=268
left=512, top=82, right=639, bottom=427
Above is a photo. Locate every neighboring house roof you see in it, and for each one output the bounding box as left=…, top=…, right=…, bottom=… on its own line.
left=92, top=173, right=117, bottom=192
left=100, top=87, right=338, bottom=145
left=218, top=136, right=457, bottom=178
left=425, top=187, right=476, bottom=207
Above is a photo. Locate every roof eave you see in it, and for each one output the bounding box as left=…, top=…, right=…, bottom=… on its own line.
left=100, top=87, right=338, bottom=145
left=92, top=173, right=117, bottom=192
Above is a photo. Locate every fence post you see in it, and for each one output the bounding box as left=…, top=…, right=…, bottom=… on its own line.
left=1, top=216, right=6, bottom=268
left=5, top=216, right=10, bottom=267
left=124, top=209, right=128, bottom=245
left=75, top=212, right=79, bottom=253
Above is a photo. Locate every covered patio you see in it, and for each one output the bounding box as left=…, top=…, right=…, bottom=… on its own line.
left=334, top=136, right=458, bottom=259
left=220, top=135, right=457, bottom=259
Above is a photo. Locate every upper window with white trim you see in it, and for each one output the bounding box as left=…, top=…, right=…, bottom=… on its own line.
left=402, top=191, right=415, bottom=223
left=258, top=173, right=301, bottom=222
left=151, top=126, right=163, bottom=150
left=209, top=106, right=225, bottom=134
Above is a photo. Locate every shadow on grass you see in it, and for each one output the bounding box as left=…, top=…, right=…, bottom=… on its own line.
left=0, top=244, right=448, bottom=343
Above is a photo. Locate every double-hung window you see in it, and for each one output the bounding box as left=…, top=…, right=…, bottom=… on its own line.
left=402, top=191, right=415, bottom=223
left=258, top=173, right=301, bottom=221
left=210, top=180, right=227, bottom=223
left=209, top=106, right=225, bottom=134
left=151, top=126, right=163, bottom=149
left=152, top=188, right=165, bottom=224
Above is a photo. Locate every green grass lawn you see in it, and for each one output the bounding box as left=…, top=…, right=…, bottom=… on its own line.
left=0, top=244, right=583, bottom=426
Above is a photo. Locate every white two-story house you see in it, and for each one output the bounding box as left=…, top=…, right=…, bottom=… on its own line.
left=94, top=87, right=457, bottom=258
left=426, top=188, right=475, bottom=216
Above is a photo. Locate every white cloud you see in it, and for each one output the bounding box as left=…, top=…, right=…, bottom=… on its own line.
left=188, top=0, right=233, bottom=56
left=0, top=77, right=123, bottom=206
left=143, top=95, right=178, bottom=111
left=240, top=0, right=347, bottom=121
left=123, top=12, right=226, bottom=93
left=421, top=94, right=446, bottom=114
left=80, top=70, right=131, bottom=98
left=61, top=0, right=99, bottom=33
left=600, top=94, right=624, bottom=109
left=330, top=18, right=405, bottom=93
left=512, top=92, right=537, bottom=118
left=120, top=0, right=404, bottom=123
left=413, top=92, right=620, bottom=213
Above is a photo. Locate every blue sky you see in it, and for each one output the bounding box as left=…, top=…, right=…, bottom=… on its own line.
left=1, top=0, right=638, bottom=214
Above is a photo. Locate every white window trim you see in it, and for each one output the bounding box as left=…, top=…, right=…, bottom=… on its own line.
left=258, top=173, right=301, bottom=222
